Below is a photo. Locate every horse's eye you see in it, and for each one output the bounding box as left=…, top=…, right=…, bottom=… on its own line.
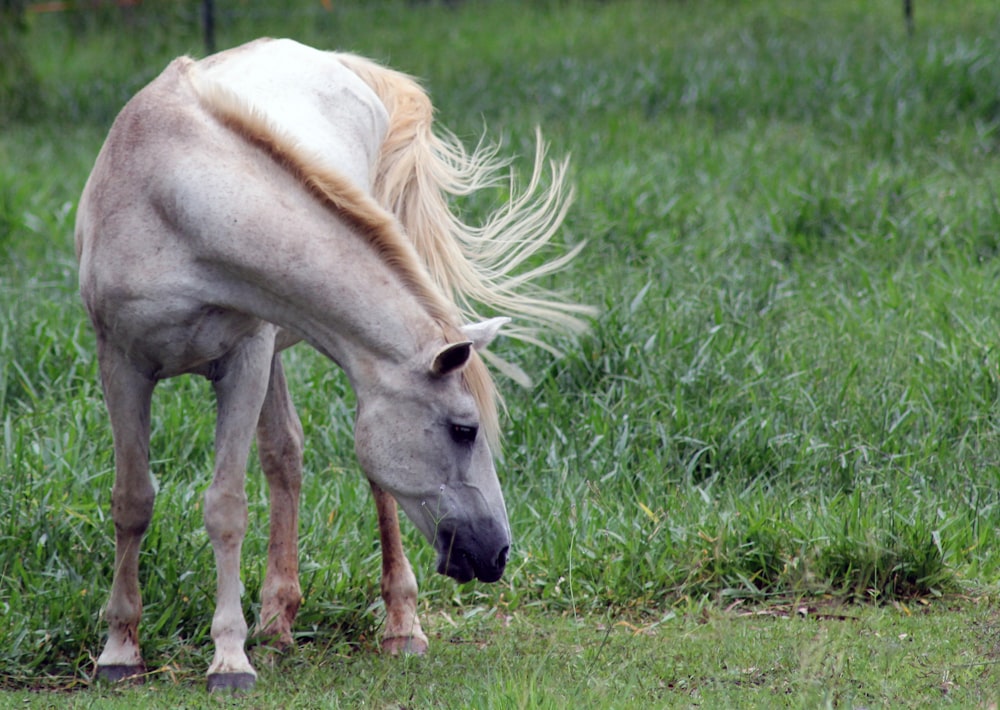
left=450, top=423, right=478, bottom=445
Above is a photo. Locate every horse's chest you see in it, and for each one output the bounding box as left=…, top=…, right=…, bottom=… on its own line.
left=120, top=301, right=268, bottom=379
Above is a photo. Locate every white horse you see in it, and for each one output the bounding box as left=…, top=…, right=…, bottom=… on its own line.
left=75, top=38, right=590, bottom=691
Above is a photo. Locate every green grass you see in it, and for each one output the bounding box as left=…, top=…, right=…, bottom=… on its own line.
left=3, top=0, right=1000, bottom=705
left=6, top=604, right=1000, bottom=707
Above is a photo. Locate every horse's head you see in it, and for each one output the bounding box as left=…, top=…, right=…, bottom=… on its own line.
left=354, top=317, right=511, bottom=584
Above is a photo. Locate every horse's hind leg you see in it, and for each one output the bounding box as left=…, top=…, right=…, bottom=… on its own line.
left=95, top=341, right=156, bottom=683
left=203, top=331, right=275, bottom=692
left=371, top=482, right=428, bottom=655
left=253, top=353, right=304, bottom=648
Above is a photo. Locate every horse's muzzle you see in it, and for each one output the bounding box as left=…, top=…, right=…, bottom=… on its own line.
left=435, top=519, right=509, bottom=584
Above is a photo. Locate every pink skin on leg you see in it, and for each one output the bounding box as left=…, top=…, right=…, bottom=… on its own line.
left=371, top=483, right=428, bottom=655
left=254, top=354, right=304, bottom=647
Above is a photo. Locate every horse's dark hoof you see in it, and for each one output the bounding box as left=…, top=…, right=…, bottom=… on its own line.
left=207, top=672, right=256, bottom=693
left=96, top=664, right=145, bottom=683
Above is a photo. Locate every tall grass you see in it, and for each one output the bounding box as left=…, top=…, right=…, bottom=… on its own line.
left=2, top=0, right=1000, bottom=687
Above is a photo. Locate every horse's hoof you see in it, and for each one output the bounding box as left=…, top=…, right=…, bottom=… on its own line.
left=95, top=664, right=145, bottom=684
left=207, top=672, right=257, bottom=693
left=382, top=635, right=428, bottom=656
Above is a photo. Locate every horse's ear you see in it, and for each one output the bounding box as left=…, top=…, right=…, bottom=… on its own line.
left=430, top=318, right=510, bottom=377
left=430, top=341, right=474, bottom=377
left=461, top=317, right=510, bottom=351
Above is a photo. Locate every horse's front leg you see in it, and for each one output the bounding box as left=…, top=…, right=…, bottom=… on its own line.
left=95, top=341, right=156, bottom=682
left=203, top=331, right=275, bottom=692
left=370, top=482, right=428, bottom=655
left=254, top=353, right=304, bottom=647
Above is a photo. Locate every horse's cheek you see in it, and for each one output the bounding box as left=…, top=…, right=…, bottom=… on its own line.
left=353, top=421, right=378, bottom=477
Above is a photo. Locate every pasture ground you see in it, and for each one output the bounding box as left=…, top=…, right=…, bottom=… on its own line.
left=6, top=602, right=1000, bottom=707
left=3, top=0, right=1000, bottom=706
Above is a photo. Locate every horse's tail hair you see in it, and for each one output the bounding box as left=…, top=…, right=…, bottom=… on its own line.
left=337, top=54, right=595, bottom=380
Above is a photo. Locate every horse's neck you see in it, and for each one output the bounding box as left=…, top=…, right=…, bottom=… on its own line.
left=304, top=284, right=440, bottom=392
left=227, top=241, right=439, bottom=384
left=231, top=236, right=442, bottom=385
left=185, top=42, right=441, bottom=382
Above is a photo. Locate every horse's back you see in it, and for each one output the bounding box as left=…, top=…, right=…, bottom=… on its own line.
left=196, top=38, right=389, bottom=190
left=77, top=39, right=391, bottom=273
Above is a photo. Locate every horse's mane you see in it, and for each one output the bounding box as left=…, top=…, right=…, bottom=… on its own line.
left=183, top=52, right=592, bottom=451
left=334, top=53, right=593, bottom=354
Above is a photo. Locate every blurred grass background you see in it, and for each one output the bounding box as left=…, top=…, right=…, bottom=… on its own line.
left=2, top=0, right=1000, bottom=689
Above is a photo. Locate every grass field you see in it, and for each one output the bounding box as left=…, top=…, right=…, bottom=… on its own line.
left=3, top=0, right=1000, bottom=706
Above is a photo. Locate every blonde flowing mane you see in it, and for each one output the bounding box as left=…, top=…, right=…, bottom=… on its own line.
left=336, top=53, right=594, bottom=354
left=183, top=53, right=591, bottom=450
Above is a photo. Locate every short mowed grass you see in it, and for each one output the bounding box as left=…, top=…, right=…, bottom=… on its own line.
left=3, top=0, right=1000, bottom=706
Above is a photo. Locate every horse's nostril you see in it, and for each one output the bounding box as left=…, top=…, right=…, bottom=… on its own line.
left=497, top=545, right=509, bottom=570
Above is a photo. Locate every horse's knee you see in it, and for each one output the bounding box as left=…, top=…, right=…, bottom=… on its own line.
left=110, top=481, right=155, bottom=536
left=203, top=485, right=248, bottom=542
